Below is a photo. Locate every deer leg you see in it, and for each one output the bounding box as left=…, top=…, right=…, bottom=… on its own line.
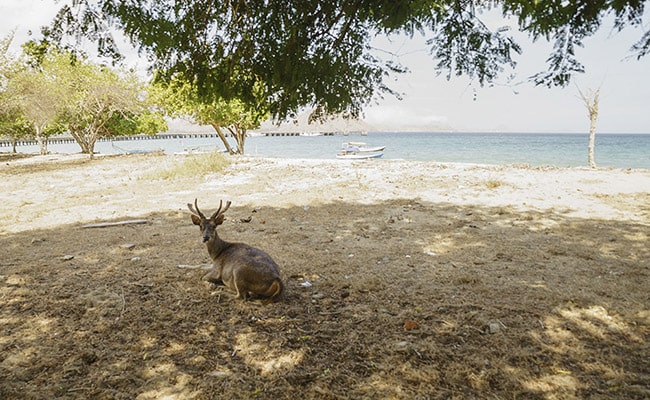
left=234, top=285, right=252, bottom=301
left=203, top=268, right=223, bottom=285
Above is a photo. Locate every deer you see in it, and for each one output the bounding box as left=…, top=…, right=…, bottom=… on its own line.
left=188, top=199, right=284, bottom=304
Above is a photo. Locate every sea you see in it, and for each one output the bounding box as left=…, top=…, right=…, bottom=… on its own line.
left=5, top=132, right=650, bottom=170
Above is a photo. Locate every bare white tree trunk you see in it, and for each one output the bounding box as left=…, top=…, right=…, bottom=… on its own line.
left=588, top=112, right=597, bottom=169
left=577, top=86, right=600, bottom=169
left=34, top=123, right=49, bottom=155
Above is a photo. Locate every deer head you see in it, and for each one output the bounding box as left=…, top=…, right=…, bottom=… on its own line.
left=188, top=198, right=231, bottom=242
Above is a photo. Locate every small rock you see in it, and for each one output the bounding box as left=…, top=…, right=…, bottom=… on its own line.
left=120, top=244, right=136, bottom=250
left=6, top=275, right=25, bottom=286
left=311, top=292, right=325, bottom=299
left=394, top=341, right=411, bottom=352
left=207, top=370, right=229, bottom=379
left=61, top=255, right=75, bottom=261
left=31, top=238, right=45, bottom=244
left=131, top=257, right=142, bottom=262
left=487, top=322, right=501, bottom=334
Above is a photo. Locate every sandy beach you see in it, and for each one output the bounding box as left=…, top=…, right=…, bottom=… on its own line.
left=1, top=152, right=649, bottom=399
left=1, top=153, right=648, bottom=234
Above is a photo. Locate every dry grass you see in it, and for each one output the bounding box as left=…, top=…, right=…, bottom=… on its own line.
left=144, top=152, right=231, bottom=180
left=483, top=179, right=506, bottom=189
left=1, top=154, right=648, bottom=399
left=1, top=201, right=648, bottom=399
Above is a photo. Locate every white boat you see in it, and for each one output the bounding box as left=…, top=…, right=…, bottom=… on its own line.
left=341, top=142, right=386, bottom=153
left=336, top=151, right=384, bottom=160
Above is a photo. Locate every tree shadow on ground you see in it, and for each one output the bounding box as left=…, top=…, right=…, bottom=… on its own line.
left=1, top=200, right=648, bottom=399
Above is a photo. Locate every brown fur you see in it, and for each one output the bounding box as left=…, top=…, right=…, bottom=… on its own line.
left=189, top=200, right=284, bottom=304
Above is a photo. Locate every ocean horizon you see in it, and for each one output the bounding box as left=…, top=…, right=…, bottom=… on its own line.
left=4, top=131, right=650, bottom=170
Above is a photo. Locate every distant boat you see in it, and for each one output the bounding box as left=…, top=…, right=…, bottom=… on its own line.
left=337, top=141, right=385, bottom=159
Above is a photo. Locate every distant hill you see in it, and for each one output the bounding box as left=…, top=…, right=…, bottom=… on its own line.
left=164, top=112, right=453, bottom=135
left=256, top=113, right=375, bottom=134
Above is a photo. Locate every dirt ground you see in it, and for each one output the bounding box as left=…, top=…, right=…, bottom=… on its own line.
left=1, top=153, right=649, bottom=399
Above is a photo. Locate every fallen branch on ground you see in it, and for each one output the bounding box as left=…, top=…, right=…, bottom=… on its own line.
left=80, top=219, right=148, bottom=229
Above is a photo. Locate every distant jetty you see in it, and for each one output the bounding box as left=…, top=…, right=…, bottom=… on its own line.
left=0, top=131, right=341, bottom=148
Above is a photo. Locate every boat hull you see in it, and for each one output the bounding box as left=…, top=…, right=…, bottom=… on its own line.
left=336, top=152, right=384, bottom=160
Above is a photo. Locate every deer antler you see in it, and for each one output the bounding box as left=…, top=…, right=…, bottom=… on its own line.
left=187, top=198, right=206, bottom=219
left=188, top=199, right=232, bottom=220
left=210, top=200, right=232, bottom=219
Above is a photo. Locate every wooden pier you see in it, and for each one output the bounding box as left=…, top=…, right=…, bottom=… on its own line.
left=262, top=132, right=335, bottom=137
left=0, top=133, right=222, bottom=148
left=0, top=131, right=340, bottom=147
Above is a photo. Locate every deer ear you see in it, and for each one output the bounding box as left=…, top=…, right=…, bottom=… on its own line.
left=191, top=214, right=201, bottom=226
left=216, top=214, right=225, bottom=225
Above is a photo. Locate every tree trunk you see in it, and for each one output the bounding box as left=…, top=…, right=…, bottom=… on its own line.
left=211, top=123, right=235, bottom=154
left=230, top=125, right=246, bottom=154
left=34, top=124, right=48, bottom=155
left=86, top=128, right=98, bottom=159
left=577, top=86, right=600, bottom=169
left=588, top=114, right=597, bottom=169
left=86, top=140, right=96, bottom=159
left=69, top=129, right=91, bottom=154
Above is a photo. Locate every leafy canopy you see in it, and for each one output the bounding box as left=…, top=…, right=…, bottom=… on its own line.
left=48, top=1, right=649, bottom=119
left=152, top=73, right=269, bottom=154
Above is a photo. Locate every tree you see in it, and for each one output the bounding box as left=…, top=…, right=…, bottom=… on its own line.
left=6, top=41, right=167, bottom=157
left=0, top=32, right=14, bottom=103
left=153, top=75, right=268, bottom=155
left=7, top=61, right=63, bottom=155
left=104, top=111, right=168, bottom=139
left=0, top=33, right=31, bottom=153
left=50, top=53, right=166, bottom=157
left=47, top=1, right=649, bottom=120
left=577, top=86, right=600, bottom=169
left=0, top=106, right=33, bottom=153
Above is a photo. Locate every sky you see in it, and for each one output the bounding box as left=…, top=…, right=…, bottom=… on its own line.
left=2, top=0, right=649, bottom=134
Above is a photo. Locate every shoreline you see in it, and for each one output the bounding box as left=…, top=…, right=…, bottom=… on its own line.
left=3, top=130, right=650, bottom=170
left=3, top=150, right=650, bottom=172
left=1, top=152, right=649, bottom=234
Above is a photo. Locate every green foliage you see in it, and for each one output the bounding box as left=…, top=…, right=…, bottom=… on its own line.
left=153, top=73, right=269, bottom=128
left=2, top=38, right=167, bottom=156
left=0, top=108, right=33, bottom=139
left=143, top=151, right=231, bottom=180
left=428, top=11, right=521, bottom=85
left=103, top=111, right=168, bottom=137
left=42, top=1, right=650, bottom=118
left=152, top=73, right=268, bottom=154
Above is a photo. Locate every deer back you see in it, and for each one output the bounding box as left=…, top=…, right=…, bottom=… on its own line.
left=216, top=242, right=283, bottom=293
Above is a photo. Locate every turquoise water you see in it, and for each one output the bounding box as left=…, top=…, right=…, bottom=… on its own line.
left=6, top=132, right=650, bottom=169
left=246, top=132, right=650, bottom=169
